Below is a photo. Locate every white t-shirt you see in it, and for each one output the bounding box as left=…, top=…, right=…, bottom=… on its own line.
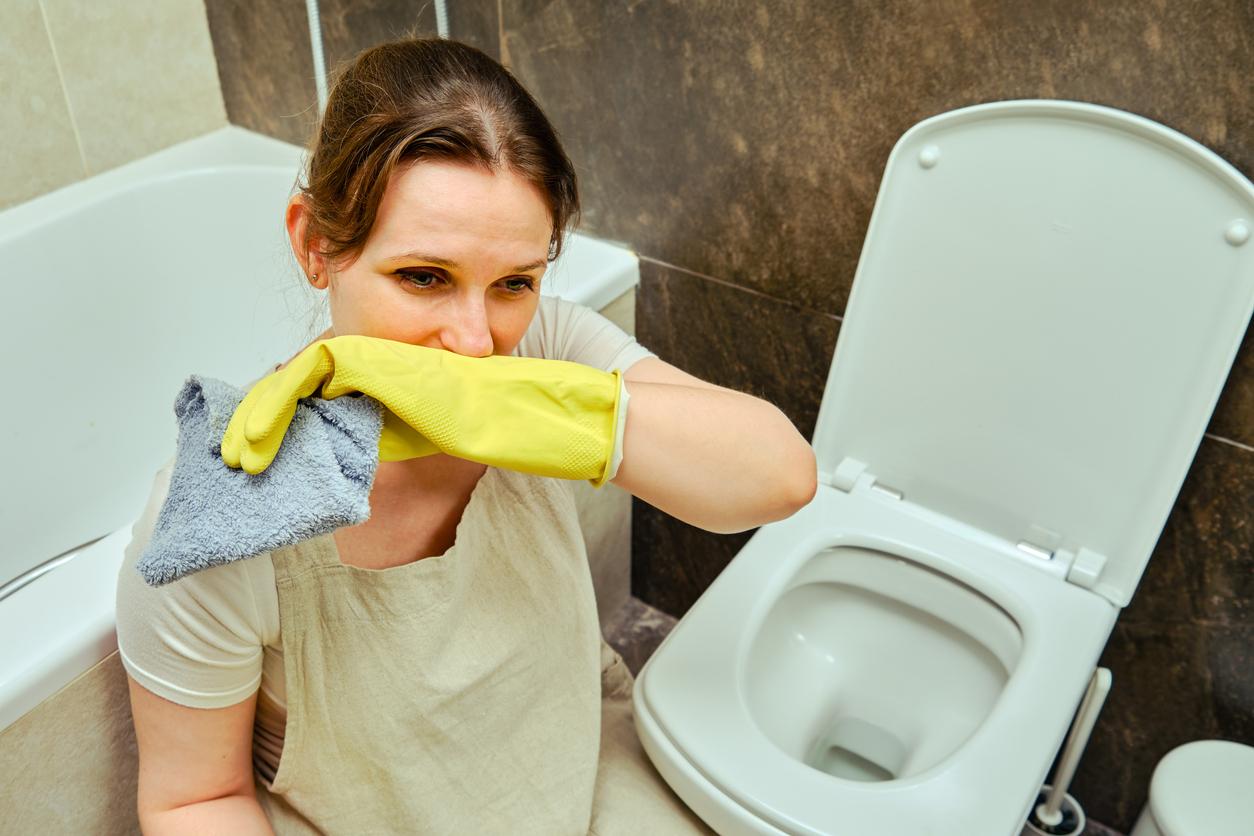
left=115, top=295, right=657, bottom=718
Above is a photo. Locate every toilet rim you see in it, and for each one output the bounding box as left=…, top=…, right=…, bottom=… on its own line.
left=637, top=484, right=1120, bottom=835
left=748, top=519, right=1032, bottom=643
left=732, top=484, right=1082, bottom=652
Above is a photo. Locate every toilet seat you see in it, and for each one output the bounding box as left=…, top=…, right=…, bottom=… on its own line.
left=637, top=479, right=1117, bottom=836
left=635, top=100, right=1253, bottom=836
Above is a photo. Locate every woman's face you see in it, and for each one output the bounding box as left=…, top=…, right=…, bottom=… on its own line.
left=291, top=159, right=553, bottom=358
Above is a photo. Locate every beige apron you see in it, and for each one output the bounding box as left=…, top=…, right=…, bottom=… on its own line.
left=251, top=465, right=712, bottom=835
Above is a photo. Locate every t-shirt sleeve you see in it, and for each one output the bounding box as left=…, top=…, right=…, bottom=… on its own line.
left=513, top=294, right=659, bottom=372
left=114, top=455, right=278, bottom=709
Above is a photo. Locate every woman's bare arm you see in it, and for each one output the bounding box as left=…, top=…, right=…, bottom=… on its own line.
left=127, top=675, right=274, bottom=835
left=612, top=357, right=817, bottom=533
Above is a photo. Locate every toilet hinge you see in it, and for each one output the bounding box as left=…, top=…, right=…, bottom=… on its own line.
left=1058, top=546, right=1109, bottom=591
left=1015, top=527, right=1108, bottom=591
left=827, top=458, right=867, bottom=491
left=825, top=457, right=903, bottom=499
left=1015, top=524, right=1061, bottom=562
left=824, top=457, right=868, bottom=492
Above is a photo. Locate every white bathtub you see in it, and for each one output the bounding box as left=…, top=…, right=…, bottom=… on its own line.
left=0, top=125, right=640, bottom=734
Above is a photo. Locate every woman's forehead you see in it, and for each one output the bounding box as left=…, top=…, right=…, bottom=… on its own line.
left=385, top=159, right=549, bottom=220
left=358, top=165, right=547, bottom=272
left=370, top=160, right=552, bottom=261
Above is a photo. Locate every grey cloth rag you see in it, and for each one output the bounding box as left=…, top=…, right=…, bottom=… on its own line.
left=136, top=374, right=384, bottom=587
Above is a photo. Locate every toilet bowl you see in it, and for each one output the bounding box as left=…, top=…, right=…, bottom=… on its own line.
left=632, top=99, right=1254, bottom=836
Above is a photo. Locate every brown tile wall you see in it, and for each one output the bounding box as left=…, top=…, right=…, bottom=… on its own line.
left=204, top=0, right=441, bottom=145
left=204, top=0, right=501, bottom=146
left=484, top=1, right=1253, bottom=832
left=205, top=1, right=1253, bottom=830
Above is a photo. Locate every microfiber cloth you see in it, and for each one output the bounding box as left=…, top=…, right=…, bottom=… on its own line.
left=136, top=374, right=385, bottom=587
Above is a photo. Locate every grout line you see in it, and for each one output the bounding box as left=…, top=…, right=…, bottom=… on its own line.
left=37, top=0, right=89, bottom=177
left=638, top=254, right=844, bottom=322
left=1203, top=432, right=1254, bottom=453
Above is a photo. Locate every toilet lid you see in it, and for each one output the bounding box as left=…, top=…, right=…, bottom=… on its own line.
left=811, top=99, right=1254, bottom=607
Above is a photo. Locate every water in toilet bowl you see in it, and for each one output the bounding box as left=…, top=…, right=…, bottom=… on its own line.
left=806, top=716, right=909, bottom=782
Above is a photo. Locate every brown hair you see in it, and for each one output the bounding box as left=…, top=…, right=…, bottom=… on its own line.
left=297, top=38, right=579, bottom=272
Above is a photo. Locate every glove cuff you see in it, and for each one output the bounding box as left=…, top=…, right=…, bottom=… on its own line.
left=609, top=377, right=630, bottom=481
left=592, top=372, right=629, bottom=488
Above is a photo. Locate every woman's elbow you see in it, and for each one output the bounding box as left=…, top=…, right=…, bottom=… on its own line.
left=765, top=441, right=818, bottom=524
left=786, top=442, right=819, bottom=509
left=793, top=448, right=819, bottom=508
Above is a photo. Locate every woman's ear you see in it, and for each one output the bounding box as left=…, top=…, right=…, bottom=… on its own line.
left=286, top=195, right=328, bottom=288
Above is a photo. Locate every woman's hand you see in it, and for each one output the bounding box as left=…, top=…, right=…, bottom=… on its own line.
left=222, top=338, right=441, bottom=474
left=221, top=335, right=626, bottom=486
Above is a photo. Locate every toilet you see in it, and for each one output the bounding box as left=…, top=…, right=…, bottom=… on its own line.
left=631, top=99, right=1254, bottom=836
left=1130, top=740, right=1254, bottom=836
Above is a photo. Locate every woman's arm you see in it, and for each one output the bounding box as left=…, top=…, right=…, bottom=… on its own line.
left=611, top=358, right=817, bottom=533
left=128, top=677, right=274, bottom=835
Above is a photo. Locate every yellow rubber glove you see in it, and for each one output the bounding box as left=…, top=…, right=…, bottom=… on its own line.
left=221, top=335, right=626, bottom=487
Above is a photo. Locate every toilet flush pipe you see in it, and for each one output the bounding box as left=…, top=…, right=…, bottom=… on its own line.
left=1036, top=667, right=1113, bottom=827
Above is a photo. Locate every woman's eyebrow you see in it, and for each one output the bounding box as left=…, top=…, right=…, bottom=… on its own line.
left=383, top=251, right=547, bottom=273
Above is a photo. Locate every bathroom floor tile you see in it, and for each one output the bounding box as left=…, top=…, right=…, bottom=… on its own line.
left=602, top=595, right=678, bottom=678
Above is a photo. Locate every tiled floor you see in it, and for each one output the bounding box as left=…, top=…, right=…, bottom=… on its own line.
left=603, top=596, right=1126, bottom=836
left=603, top=595, right=680, bottom=678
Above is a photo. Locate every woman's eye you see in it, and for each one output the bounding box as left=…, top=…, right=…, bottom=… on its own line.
left=505, top=278, right=536, bottom=293
left=396, top=270, right=535, bottom=294
left=399, top=270, right=441, bottom=288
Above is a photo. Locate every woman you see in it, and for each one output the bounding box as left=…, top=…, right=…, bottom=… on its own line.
left=117, top=38, right=816, bottom=834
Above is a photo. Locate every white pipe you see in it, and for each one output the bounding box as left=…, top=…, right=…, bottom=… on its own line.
left=1036, top=667, right=1113, bottom=826
left=306, top=0, right=448, bottom=118
left=435, top=0, right=449, bottom=39
left=305, top=0, right=329, bottom=114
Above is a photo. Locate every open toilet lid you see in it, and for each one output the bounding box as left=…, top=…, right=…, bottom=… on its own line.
left=812, top=99, right=1254, bottom=607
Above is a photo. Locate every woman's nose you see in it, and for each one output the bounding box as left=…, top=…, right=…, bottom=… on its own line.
left=441, top=297, right=495, bottom=357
